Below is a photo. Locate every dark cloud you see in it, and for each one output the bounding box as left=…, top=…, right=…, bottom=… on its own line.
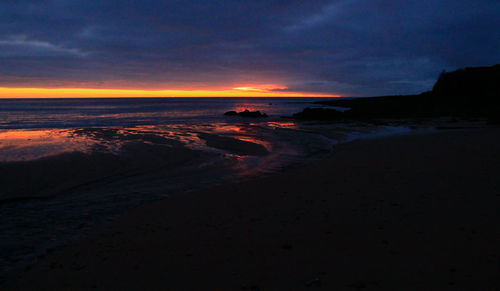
left=0, top=0, right=498, bottom=95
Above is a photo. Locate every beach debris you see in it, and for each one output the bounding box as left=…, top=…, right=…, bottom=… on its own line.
left=224, top=109, right=268, bottom=118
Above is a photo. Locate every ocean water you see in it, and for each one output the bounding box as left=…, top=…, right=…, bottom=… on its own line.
left=0, top=97, right=323, bottom=129
left=0, top=97, right=422, bottom=278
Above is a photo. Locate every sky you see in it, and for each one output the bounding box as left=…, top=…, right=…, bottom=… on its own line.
left=0, top=0, right=499, bottom=97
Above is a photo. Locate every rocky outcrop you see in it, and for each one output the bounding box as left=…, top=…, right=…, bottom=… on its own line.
left=290, top=107, right=345, bottom=120
left=224, top=109, right=268, bottom=118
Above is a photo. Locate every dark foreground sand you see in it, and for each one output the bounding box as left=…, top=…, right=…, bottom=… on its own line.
left=5, top=128, right=500, bottom=290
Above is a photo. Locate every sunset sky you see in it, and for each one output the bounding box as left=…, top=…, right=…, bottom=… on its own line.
left=1, top=0, right=499, bottom=98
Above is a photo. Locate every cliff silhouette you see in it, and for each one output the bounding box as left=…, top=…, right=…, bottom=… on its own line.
left=432, top=64, right=499, bottom=99
left=292, top=64, right=500, bottom=122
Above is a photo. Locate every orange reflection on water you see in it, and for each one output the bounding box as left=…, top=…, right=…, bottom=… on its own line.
left=224, top=153, right=259, bottom=178
left=210, top=124, right=244, bottom=133
left=0, top=123, right=284, bottom=180
left=266, top=121, right=298, bottom=129
left=234, top=136, right=272, bottom=151
left=0, top=129, right=73, bottom=140
left=0, top=129, right=92, bottom=162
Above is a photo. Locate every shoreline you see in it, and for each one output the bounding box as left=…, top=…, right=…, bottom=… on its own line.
left=4, top=127, right=500, bottom=289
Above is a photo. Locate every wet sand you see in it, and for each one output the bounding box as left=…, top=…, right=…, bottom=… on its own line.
left=0, top=142, right=212, bottom=202
left=0, top=126, right=270, bottom=202
left=4, top=128, right=500, bottom=290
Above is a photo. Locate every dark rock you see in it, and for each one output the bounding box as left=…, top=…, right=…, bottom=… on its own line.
left=198, top=133, right=268, bottom=156
left=290, top=107, right=344, bottom=120
left=224, top=109, right=268, bottom=118
left=224, top=110, right=238, bottom=116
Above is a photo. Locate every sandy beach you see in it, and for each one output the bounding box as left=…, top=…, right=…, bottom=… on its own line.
left=4, top=127, right=500, bottom=290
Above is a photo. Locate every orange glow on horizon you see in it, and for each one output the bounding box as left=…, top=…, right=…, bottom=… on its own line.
left=0, top=87, right=338, bottom=98
left=233, top=87, right=266, bottom=92
left=232, top=84, right=288, bottom=93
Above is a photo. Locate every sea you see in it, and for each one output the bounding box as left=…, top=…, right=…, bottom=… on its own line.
left=0, top=97, right=420, bottom=278
left=0, top=97, right=327, bottom=129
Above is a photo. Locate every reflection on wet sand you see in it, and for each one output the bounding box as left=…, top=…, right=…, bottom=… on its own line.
left=0, top=121, right=318, bottom=202
left=0, top=122, right=300, bottom=163
left=0, top=129, right=97, bottom=162
left=233, top=136, right=272, bottom=152
left=3, top=122, right=357, bottom=197
left=1, top=120, right=344, bottom=205
left=1, top=120, right=338, bottom=205
left=265, top=121, right=298, bottom=129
